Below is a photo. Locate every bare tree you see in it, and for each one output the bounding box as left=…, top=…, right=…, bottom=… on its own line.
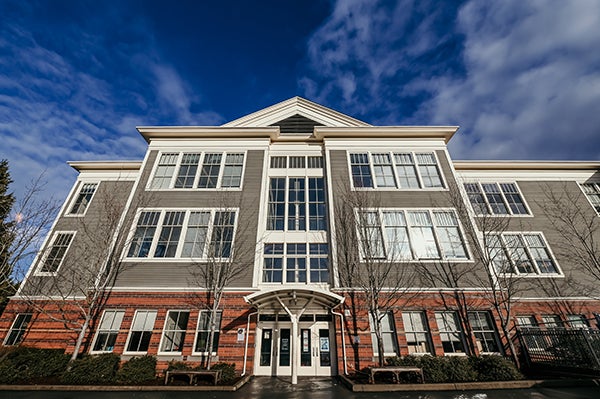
left=18, top=180, right=145, bottom=361
left=1, top=173, right=59, bottom=313
left=334, top=184, right=417, bottom=367
left=188, top=193, right=258, bottom=369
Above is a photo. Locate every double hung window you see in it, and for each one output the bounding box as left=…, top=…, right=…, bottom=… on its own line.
left=194, top=310, right=222, bottom=354
left=357, top=209, right=468, bottom=261
left=160, top=311, right=189, bottom=353
left=126, top=310, right=157, bottom=353
left=92, top=310, right=124, bottom=352
left=468, top=311, right=500, bottom=353
left=349, top=151, right=443, bottom=189
left=402, top=312, right=432, bottom=354
left=262, top=243, right=329, bottom=284
left=581, top=183, right=600, bottom=214
left=38, top=232, right=75, bottom=273
left=69, top=183, right=97, bottom=215
left=127, top=209, right=236, bottom=260
left=487, top=233, right=559, bottom=275
left=369, top=311, right=399, bottom=357
left=4, top=314, right=32, bottom=346
left=464, top=183, right=528, bottom=215
left=435, top=312, right=466, bottom=354
left=266, top=177, right=326, bottom=231
left=150, top=152, right=245, bottom=189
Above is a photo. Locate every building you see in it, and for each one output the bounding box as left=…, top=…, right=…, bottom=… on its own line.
left=2, top=97, right=599, bottom=382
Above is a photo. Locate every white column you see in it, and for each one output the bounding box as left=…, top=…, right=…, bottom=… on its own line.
left=291, top=314, right=299, bottom=385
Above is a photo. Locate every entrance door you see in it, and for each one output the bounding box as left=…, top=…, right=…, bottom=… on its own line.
left=255, top=321, right=335, bottom=376
left=298, top=321, right=335, bottom=376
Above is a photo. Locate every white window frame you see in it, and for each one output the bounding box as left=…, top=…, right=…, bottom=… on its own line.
left=124, top=208, right=238, bottom=261
left=355, top=208, right=471, bottom=262
left=464, top=182, right=531, bottom=216
left=192, top=310, right=223, bottom=355
left=34, top=231, right=76, bottom=276
left=402, top=311, right=433, bottom=355
left=261, top=242, right=330, bottom=285
left=65, top=181, right=99, bottom=217
left=90, top=310, right=124, bottom=354
left=369, top=311, right=399, bottom=358
left=3, top=313, right=32, bottom=346
left=488, top=232, right=562, bottom=277
left=158, top=309, right=190, bottom=355
left=123, top=310, right=157, bottom=355
left=347, top=151, right=447, bottom=191
left=147, top=151, right=247, bottom=191
left=580, top=182, right=600, bottom=216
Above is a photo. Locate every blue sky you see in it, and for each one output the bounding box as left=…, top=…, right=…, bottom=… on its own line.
left=1, top=0, right=600, bottom=203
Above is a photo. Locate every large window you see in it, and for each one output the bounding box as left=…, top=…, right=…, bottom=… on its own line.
left=468, top=311, right=500, bottom=354
left=581, top=183, right=600, bottom=214
left=370, top=311, right=399, bottom=357
left=357, top=209, right=468, bottom=261
left=69, top=183, right=97, bottom=215
left=92, top=310, right=124, bottom=353
left=567, top=314, right=589, bottom=329
left=127, top=209, right=236, bottom=259
left=464, top=183, right=528, bottom=215
left=402, top=311, right=432, bottom=354
left=349, top=151, right=444, bottom=189
left=125, top=310, right=157, bottom=353
left=160, top=310, right=189, bottom=353
left=3, top=314, right=32, bottom=346
left=266, top=177, right=326, bottom=231
left=150, top=152, right=245, bottom=189
left=38, top=232, right=75, bottom=273
left=435, top=312, right=466, bottom=354
left=487, top=233, right=559, bottom=275
left=194, top=310, right=222, bottom=354
left=263, top=243, right=329, bottom=284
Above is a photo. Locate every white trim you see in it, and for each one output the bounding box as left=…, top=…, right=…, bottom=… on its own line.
left=89, top=309, right=125, bottom=354
left=33, top=231, right=77, bottom=276
left=462, top=181, right=533, bottom=217
left=579, top=182, right=600, bottom=216
left=191, top=309, right=222, bottom=356
left=63, top=181, right=99, bottom=218
left=157, top=309, right=191, bottom=356
left=2, top=313, right=33, bottom=346
left=122, top=309, right=158, bottom=355
left=492, top=231, right=563, bottom=277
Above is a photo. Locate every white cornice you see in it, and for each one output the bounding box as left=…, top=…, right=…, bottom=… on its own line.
left=136, top=126, right=280, bottom=143
left=68, top=161, right=142, bottom=172
left=221, top=96, right=371, bottom=128
left=315, top=126, right=459, bottom=143
left=454, top=160, right=600, bottom=171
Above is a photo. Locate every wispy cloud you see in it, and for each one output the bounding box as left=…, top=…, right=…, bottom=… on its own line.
left=300, top=0, right=600, bottom=160
left=0, top=3, right=223, bottom=202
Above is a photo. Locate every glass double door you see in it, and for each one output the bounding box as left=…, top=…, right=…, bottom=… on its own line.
left=256, top=321, right=334, bottom=376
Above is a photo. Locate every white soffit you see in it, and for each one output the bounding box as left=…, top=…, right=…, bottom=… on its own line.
left=222, top=96, right=371, bottom=128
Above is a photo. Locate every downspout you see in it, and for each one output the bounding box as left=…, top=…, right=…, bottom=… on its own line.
left=331, top=301, right=348, bottom=375
left=242, top=310, right=258, bottom=377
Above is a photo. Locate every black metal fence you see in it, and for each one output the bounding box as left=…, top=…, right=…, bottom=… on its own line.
left=517, top=327, right=600, bottom=374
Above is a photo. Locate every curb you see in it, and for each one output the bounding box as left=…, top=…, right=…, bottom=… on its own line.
left=0, top=374, right=252, bottom=392
left=338, top=374, right=600, bottom=392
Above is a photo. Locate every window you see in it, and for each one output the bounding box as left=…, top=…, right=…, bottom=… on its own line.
left=435, top=312, right=466, bottom=354
left=516, top=316, right=544, bottom=350
left=92, top=310, right=124, bottom=352
left=581, top=183, right=600, bottom=214
left=307, top=156, right=323, bottom=168
left=357, top=209, right=468, bottom=261
left=270, top=156, right=287, bottom=168
left=126, top=310, right=157, bottom=353
left=402, top=312, right=432, bottom=354
left=4, top=314, right=32, bottom=346
left=349, top=151, right=444, bottom=189
left=160, top=310, right=189, bottom=353
left=468, top=311, right=500, bottom=353
left=516, top=315, right=538, bottom=328
left=69, top=183, right=97, bottom=215
left=266, top=177, right=327, bottom=231
left=567, top=314, right=589, bottom=329
left=269, top=155, right=323, bottom=169
left=464, top=183, right=528, bottom=215
left=150, top=152, right=245, bottom=189
left=370, top=312, right=399, bottom=357
left=289, top=156, right=305, bottom=168
left=126, top=209, right=237, bottom=260
left=38, top=232, right=75, bottom=273
left=194, top=310, right=222, bottom=354
left=541, top=315, right=563, bottom=329
left=262, top=243, right=329, bottom=284
left=488, top=233, right=559, bottom=275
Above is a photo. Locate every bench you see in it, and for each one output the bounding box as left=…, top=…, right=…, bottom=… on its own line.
left=368, top=366, right=424, bottom=384
left=164, top=369, right=222, bottom=386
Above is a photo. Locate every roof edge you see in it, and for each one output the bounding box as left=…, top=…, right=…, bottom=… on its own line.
left=68, top=161, right=142, bottom=172
left=454, top=160, right=600, bottom=171
left=315, top=126, right=459, bottom=143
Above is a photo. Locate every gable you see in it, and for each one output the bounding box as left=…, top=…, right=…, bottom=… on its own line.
left=269, top=114, right=324, bottom=134
left=222, top=96, right=371, bottom=128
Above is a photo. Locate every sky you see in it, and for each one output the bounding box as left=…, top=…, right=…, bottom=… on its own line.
left=1, top=0, right=600, bottom=204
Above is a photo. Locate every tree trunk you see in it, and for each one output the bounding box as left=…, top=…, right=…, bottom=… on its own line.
left=70, top=315, right=91, bottom=362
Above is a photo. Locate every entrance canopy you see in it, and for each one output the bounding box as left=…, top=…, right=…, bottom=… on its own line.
left=244, top=287, right=344, bottom=314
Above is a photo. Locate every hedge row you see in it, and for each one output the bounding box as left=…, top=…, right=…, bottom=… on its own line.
left=385, top=355, right=523, bottom=383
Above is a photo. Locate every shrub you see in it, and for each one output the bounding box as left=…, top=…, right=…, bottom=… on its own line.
left=469, top=355, right=523, bottom=381
left=116, top=356, right=157, bottom=384
left=210, top=362, right=236, bottom=383
left=444, top=356, right=477, bottom=382
left=0, top=347, right=69, bottom=384
left=61, top=353, right=120, bottom=385
left=166, top=360, right=192, bottom=371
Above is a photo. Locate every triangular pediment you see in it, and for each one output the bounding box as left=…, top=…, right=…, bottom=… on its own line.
left=222, top=96, right=371, bottom=128
left=269, top=114, right=323, bottom=134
